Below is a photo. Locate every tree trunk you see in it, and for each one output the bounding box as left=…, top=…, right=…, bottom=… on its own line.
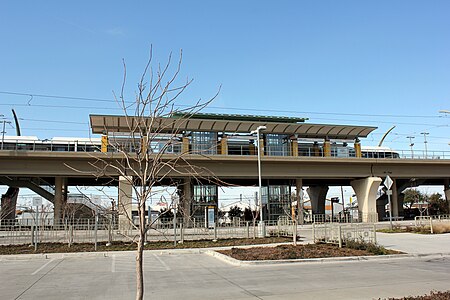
left=136, top=231, right=144, bottom=300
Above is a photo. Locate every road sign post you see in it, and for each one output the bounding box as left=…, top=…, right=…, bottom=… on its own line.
left=32, top=197, right=42, bottom=251
left=384, top=176, right=394, bottom=230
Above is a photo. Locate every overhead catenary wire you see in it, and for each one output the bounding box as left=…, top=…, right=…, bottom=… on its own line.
left=0, top=90, right=447, bottom=119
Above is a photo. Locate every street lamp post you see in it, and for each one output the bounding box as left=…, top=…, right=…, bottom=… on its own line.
left=251, top=125, right=266, bottom=237
left=1, top=115, right=11, bottom=150
left=407, top=136, right=415, bottom=159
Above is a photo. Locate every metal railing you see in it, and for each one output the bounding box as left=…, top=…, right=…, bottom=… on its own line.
left=2, top=138, right=450, bottom=160
left=0, top=217, right=298, bottom=246
left=414, top=214, right=450, bottom=226
left=312, top=223, right=377, bottom=246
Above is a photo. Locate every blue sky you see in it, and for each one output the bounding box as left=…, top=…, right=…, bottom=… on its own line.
left=1, top=0, right=449, bottom=205
left=1, top=0, right=449, bottom=153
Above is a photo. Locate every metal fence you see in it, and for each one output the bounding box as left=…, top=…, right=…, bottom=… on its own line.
left=0, top=218, right=300, bottom=246
left=311, top=213, right=378, bottom=224
left=312, top=223, right=377, bottom=247
left=414, top=214, right=450, bottom=226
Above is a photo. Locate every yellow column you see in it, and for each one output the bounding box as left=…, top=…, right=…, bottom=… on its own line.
left=354, top=138, right=362, bottom=158
left=313, top=142, right=320, bottom=156
left=220, top=137, right=228, bottom=155
left=323, top=139, right=331, bottom=157
left=101, top=135, right=108, bottom=153
left=182, top=137, right=190, bottom=153
left=259, top=138, right=264, bottom=157
left=291, top=138, right=298, bottom=157
left=140, top=136, right=148, bottom=154
left=249, top=142, right=256, bottom=155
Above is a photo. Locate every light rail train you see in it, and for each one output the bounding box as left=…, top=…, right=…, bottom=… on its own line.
left=1, top=135, right=400, bottom=158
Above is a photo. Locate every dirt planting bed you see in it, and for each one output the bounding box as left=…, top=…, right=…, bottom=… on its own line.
left=0, top=237, right=292, bottom=255
left=218, top=243, right=401, bottom=261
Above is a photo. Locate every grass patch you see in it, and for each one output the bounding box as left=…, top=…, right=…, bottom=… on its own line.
left=378, top=223, right=450, bottom=235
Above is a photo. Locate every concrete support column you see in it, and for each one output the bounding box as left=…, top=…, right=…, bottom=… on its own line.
left=54, top=177, right=68, bottom=225
left=391, top=178, right=399, bottom=217
left=295, top=179, right=303, bottom=224
left=307, top=185, right=329, bottom=215
left=444, top=179, right=450, bottom=213
left=178, top=178, right=192, bottom=225
left=1, top=187, right=19, bottom=221
left=351, top=177, right=382, bottom=222
left=118, top=176, right=133, bottom=229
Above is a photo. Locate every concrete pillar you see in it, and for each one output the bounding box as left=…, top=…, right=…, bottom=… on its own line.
left=351, top=177, right=382, bottom=222
left=178, top=178, right=192, bottom=225
left=54, top=177, right=68, bottom=225
left=444, top=179, right=450, bottom=213
left=307, top=185, right=328, bottom=215
left=118, top=176, right=133, bottom=229
left=391, top=178, right=399, bottom=217
left=1, top=187, right=19, bottom=221
left=295, top=179, right=303, bottom=224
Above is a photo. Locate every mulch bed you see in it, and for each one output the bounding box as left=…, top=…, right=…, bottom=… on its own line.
left=0, top=237, right=292, bottom=255
left=218, top=243, right=400, bottom=261
left=381, top=291, right=450, bottom=300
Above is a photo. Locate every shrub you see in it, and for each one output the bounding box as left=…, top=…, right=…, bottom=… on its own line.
left=345, top=239, right=390, bottom=255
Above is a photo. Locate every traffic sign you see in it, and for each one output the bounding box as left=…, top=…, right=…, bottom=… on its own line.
left=32, top=197, right=42, bottom=207
left=384, top=175, right=393, bottom=190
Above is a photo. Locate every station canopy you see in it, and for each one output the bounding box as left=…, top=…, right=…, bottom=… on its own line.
left=89, top=113, right=377, bottom=140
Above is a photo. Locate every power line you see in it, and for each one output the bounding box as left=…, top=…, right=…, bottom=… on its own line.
left=0, top=90, right=446, bottom=119
left=0, top=91, right=114, bottom=103
left=2, top=102, right=448, bottom=128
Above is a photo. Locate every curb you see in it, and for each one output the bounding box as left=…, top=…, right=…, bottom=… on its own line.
left=204, top=250, right=450, bottom=266
left=0, top=242, right=295, bottom=261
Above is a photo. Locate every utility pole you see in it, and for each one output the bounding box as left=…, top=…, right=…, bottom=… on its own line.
left=1, top=115, right=12, bottom=150
left=420, top=132, right=429, bottom=159
left=407, top=136, right=415, bottom=159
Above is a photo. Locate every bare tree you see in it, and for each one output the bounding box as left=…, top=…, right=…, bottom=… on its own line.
left=68, top=47, right=219, bottom=300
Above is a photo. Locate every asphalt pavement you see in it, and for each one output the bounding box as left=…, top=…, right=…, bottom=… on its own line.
left=0, top=232, right=449, bottom=300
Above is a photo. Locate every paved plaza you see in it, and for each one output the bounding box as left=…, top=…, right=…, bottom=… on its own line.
left=0, top=233, right=449, bottom=300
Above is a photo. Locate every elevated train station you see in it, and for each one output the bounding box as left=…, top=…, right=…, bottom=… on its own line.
left=1, top=113, right=449, bottom=226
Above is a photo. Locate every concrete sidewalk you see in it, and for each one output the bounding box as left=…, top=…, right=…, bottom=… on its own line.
left=377, top=232, right=450, bottom=254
